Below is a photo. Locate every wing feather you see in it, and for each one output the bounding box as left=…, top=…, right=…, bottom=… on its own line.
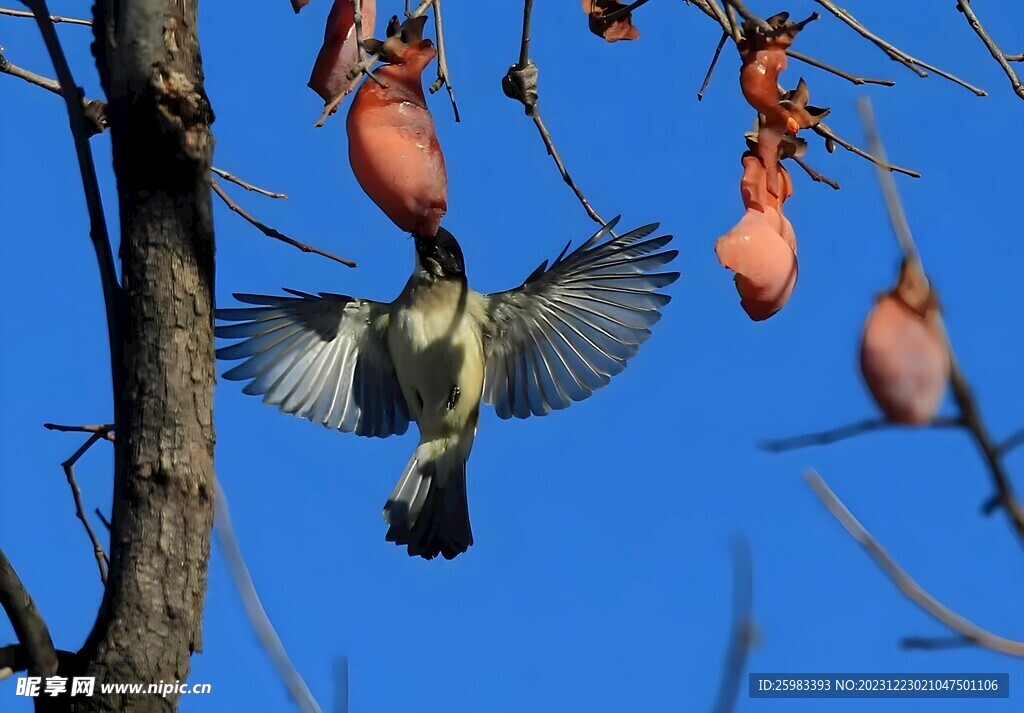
left=482, top=219, right=679, bottom=419
left=216, top=292, right=409, bottom=438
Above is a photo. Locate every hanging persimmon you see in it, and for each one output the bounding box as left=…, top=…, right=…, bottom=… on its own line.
left=738, top=13, right=826, bottom=197
left=861, top=260, right=950, bottom=424
left=716, top=152, right=797, bottom=321
left=309, top=0, right=377, bottom=103
left=346, top=15, right=448, bottom=237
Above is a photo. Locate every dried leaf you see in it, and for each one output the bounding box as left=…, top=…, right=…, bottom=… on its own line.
left=583, top=0, right=640, bottom=43
left=308, top=0, right=377, bottom=103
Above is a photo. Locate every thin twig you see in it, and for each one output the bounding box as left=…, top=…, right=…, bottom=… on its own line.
left=955, top=0, right=1024, bottom=100
left=23, top=0, right=121, bottom=415
left=785, top=49, right=895, bottom=87
left=813, top=122, right=920, bottom=178
left=60, top=433, right=110, bottom=584
left=721, top=0, right=771, bottom=34
left=0, top=48, right=109, bottom=135
left=790, top=156, right=840, bottom=190
left=858, top=98, right=1024, bottom=542
left=351, top=0, right=384, bottom=91
left=0, top=548, right=58, bottom=677
left=3, top=48, right=306, bottom=260
left=688, top=0, right=737, bottom=42
left=95, top=509, right=112, bottom=532
left=0, top=47, right=59, bottom=93
left=760, top=417, right=962, bottom=452
left=806, top=470, right=1024, bottom=657
left=698, top=32, right=728, bottom=101
left=901, top=635, right=975, bottom=651
left=504, top=0, right=606, bottom=226
left=44, top=422, right=115, bottom=440
left=215, top=479, right=325, bottom=713
left=0, top=6, right=89, bottom=25
left=998, top=428, right=1024, bottom=457
left=814, top=0, right=986, bottom=96
left=211, top=167, right=287, bottom=199
left=211, top=180, right=356, bottom=268
left=711, top=538, right=756, bottom=713
left=428, top=0, right=460, bottom=122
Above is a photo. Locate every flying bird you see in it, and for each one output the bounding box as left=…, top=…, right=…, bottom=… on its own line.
left=216, top=218, right=679, bottom=560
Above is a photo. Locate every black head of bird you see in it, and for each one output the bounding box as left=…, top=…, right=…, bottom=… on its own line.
left=415, top=227, right=466, bottom=280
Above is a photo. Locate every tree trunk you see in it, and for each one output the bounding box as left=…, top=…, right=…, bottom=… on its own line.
left=74, top=2, right=216, bottom=710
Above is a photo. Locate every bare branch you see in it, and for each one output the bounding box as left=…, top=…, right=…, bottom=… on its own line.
left=0, top=47, right=59, bottom=93
left=790, top=155, right=840, bottom=190
left=211, top=167, right=287, bottom=199
left=813, top=122, right=921, bottom=178
left=814, top=0, right=986, bottom=96
left=761, top=417, right=962, bottom=452
left=215, top=479, right=325, bottom=713
left=901, top=635, right=975, bottom=651
left=428, top=0, right=460, bottom=122
left=0, top=646, right=78, bottom=680
left=698, top=31, right=729, bottom=101
left=721, top=0, right=771, bottom=34
left=504, top=0, right=607, bottom=226
left=0, top=6, right=89, bottom=25
left=806, top=470, right=1024, bottom=657
left=2, top=49, right=295, bottom=205
left=785, top=49, right=895, bottom=87
left=688, top=0, right=739, bottom=42
left=0, top=47, right=110, bottom=134
left=859, top=98, right=1024, bottom=543
left=711, top=538, right=756, bottom=713
left=44, top=422, right=115, bottom=440
left=0, top=548, right=58, bottom=677
left=22, top=0, right=121, bottom=410
left=351, top=0, right=385, bottom=91
left=955, top=0, right=1024, bottom=100
left=998, top=427, right=1024, bottom=456
left=57, top=433, right=112, bottom=584
left=211, top=180, right=357, bottom=268
left=95, top=508, right=112, bottom=532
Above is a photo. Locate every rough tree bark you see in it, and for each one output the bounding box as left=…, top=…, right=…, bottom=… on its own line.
left=71, top=1, right=216, bottom=711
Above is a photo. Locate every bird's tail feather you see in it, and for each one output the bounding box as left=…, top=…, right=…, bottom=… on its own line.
left=384, top=441, right=473, bottom=560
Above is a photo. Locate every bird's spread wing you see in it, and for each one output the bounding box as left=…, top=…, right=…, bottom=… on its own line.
left=216, top=290, right=410, bottom=438
left=481, top=217, right=679, bottom=419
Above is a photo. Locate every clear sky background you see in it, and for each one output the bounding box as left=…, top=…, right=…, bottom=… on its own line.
left=2, top=2, right=1023, bottom=712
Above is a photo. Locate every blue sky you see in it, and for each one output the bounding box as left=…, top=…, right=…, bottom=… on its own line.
left=2, top=1, right=1023, bottom=712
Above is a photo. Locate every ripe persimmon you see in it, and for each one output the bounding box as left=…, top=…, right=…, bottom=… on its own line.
left=347, top=16, right=447, bottom=237
left=861, top=261, right=950, bottom=424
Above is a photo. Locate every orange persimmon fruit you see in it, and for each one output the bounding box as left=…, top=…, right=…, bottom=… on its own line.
left=860, top=261, right=950, bottom=424
left=346, top=15, right=447, bottom=237
left=716, top=154, right=798, bottom=321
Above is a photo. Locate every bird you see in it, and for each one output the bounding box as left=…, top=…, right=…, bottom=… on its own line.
left=216, top=217, right=679, bottom=560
